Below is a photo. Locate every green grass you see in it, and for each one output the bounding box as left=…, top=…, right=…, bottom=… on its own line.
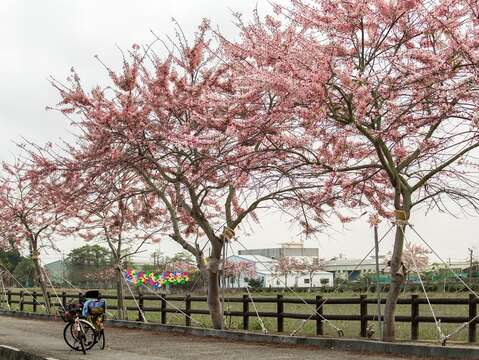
left=2, top=288, right=475, bottom=344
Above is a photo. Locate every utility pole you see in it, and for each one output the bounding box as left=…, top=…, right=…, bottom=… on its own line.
left=374, top=224, right=382, bottom=338
left=469, top=248, right=474, bottom=286
left=62, top=252, right=66, bottom=287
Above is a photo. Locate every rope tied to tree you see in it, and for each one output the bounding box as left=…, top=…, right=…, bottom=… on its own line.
left=31, top=250, right=40, bottom=261
left=408, top=224, right=479, bottom=344
left=235, top=238, right=345, bottom=336
left=288, top=223, right=395, bottom=337
left=245, top=284, right=268, bottom=334
left=116, top=264, right=149, bottom=323
left=398, top=225, right=447, bottom=345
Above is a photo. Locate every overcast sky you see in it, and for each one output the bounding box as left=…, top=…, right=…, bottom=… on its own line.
left=0, top=0, right=476, bottom=265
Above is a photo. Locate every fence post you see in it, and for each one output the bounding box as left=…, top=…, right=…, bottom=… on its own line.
left=19, top=290, right=24, bottom=312
left=61, top=291, right=67, bottom=308
left=138, top=293, right=145, bottom=322
left=161, top=295, right=167, bottom=324
left=360, top=295, right=367, bottom=337
left=277, top=294, right=284, bottom=333
left=243, top=294, right=249, bottom=331
left=411, top=294, right=419, bottom=341
left=185, top=294, right=191, bottom=327
left=7, top=290, right=11, bottom=309
left=316, top=295, right=324, bottom=336
left=32, top=291, right=37, bottom=313
left=469, top=293, right=477, bottom=343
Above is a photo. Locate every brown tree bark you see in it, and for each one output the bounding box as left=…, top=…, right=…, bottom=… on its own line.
left=207, top=267, right=223, bottom=329
left=32, top=254, right=52, bottom=314
left=206, top=242, right=224, bottom=329
left=116, top=265, right=127, bottom=320
left=382, top=222, right=406, bottom=341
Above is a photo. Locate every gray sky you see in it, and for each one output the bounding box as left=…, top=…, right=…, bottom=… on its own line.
left=0, top=0, right=476, bottom=265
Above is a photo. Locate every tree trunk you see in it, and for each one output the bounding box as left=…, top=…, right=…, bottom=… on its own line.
left=206, top=240, right=224, bottom=329
left=207, top=267, right=223, bottom=329
left=382, top=224, right=406, bottom=341
left=116, top=266, right=127, bottom=319
left=32, top=257, right=51, bottom=314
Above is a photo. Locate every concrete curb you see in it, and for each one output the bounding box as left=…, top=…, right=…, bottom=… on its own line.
left=0, top=345, right=49, bottom=360
left=1, top=309, right=479, bottom=359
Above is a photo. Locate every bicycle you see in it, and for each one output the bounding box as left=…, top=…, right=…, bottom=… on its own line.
left=59, top=291, right=106, bottom=354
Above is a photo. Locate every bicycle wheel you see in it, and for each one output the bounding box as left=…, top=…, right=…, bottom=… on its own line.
left=63, top=320, right=96, bottom=352
left=96, top=330, right=105, bottom=350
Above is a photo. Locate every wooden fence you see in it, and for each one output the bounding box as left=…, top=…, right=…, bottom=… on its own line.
left=2, top=290, right=478, bottom=342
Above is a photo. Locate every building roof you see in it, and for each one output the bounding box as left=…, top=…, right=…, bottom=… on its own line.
left=322, top=255, right=388, bottom=268
left=230, top=254, right=275, bottom=264
left=227, top=255, right=334, bottom=276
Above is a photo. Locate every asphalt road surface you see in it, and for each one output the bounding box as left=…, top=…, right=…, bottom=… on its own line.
left=0, top=315, right=418, bottom=360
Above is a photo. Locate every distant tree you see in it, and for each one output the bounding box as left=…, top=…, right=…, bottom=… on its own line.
left=384, top=244, right=430, bottom=292
left=66, top=245, right=110, bottom=266
left=224, top=260, right=256, bottom=287
left=141, top=264, right=156, bottom=272
left=0, top=249, right=22, bottom=274
left=83, top=267, right=116, bottom=286
left=170, top=251, right=195, bottom=265
left=402, top=244, right=431, bottom=292
left=274, top=257, right=300, bottom=288
left=402, top=244, right=431, bottom=273
left=168, top=251, right=197, bottom=272
left=299, top=257, right=322, bottom=290
left=13, top=258, right=35, bottom=287
left=65, top=245, right=111, bottom=286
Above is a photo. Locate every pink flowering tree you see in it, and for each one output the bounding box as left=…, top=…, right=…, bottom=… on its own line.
left=273, top=257, right=302, bottom=287
left=225, top=0, right=479, bottom=340
left=299, top=257, right=322, bottom=290
left=224, top=260, right=256, bottom=287
left=0, top=159, right=66, bottom=313
left=402, top=244, right=431, bottom=273
left=83, top=267, right=116, bottom=285
left=403, top=244, right=431, bottom=292
left=169, top=261, right=197, bottom=273
left=223, top=261, right=241, bottom=288
left=385, top=244, right=430, bottom=292
left=31, top=23, right=338, bottom=328
left=38, top=167, right=165, bottom=319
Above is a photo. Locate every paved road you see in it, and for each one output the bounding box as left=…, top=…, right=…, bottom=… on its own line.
left=0, top=315, right=416, bottom=360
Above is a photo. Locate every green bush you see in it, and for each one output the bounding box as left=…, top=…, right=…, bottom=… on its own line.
left=247, top=278, right=264, bottom=291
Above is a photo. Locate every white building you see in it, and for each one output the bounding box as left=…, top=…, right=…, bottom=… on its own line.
left=321, top=254, right=389, bottom=280
left=226, top=254, right=334, bottom=289
left=238, top=240, right=319, bottom=259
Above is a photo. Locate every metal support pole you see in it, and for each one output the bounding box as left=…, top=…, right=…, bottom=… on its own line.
left=469, top=248, right=474, bottom=287
left=374, top=224, right=383, bottom=338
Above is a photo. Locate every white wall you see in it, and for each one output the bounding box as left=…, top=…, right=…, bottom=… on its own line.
left=263, top=272, right=333, bottom=288
left=226, top=271, right=334, bottom=289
